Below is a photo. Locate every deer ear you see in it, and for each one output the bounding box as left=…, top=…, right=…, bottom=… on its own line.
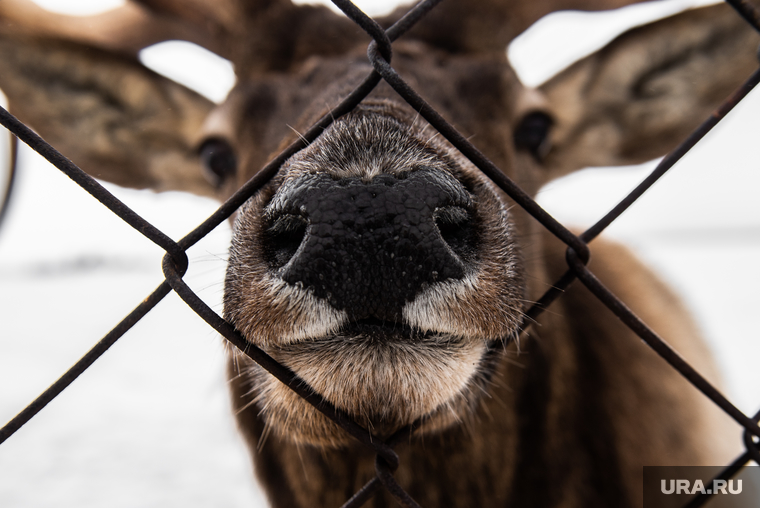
left=0, top=34, right=216, bottom=196
left=539, top=3, right=760, bottom=181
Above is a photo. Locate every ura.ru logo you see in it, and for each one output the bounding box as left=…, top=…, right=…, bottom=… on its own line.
left=661, top=479, right=742, bottom=495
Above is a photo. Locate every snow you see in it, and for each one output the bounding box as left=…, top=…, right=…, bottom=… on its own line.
left=0, top=147, right=266, bottom=507
left=1, top=1, right=759, bottom=507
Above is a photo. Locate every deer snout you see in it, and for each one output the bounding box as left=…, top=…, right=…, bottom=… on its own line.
left=264, top=169, right=476, bottom=322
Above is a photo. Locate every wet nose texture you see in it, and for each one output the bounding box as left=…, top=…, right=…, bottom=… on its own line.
left=265, top=169, right=475, bottom=322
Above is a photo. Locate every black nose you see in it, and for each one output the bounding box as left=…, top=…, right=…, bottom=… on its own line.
left=264, top=169, right=475, bottom=321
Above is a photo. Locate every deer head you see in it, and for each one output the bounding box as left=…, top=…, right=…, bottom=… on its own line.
left=0, top=0, right=758, bottom=506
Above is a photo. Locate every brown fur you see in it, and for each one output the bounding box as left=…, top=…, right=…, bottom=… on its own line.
left=0, top=1, right=757, bottom=506
left=228, top=232, right=727, bottom=508
left=224, top=102, right=525, bottom=446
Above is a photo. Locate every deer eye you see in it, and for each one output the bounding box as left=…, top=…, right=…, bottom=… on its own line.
left=200, top=138, right=237, bottom=188
left=513, top=111, right=553, bottom=161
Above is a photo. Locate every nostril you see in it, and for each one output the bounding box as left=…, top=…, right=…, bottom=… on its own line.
left=434, top=206, right=475, bottom=260
left=266, top=214, right=308, bottom=268
left=266, top=170, right=475, bottom=320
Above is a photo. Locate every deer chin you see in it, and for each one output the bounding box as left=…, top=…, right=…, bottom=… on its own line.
left=228, top=270, right=523, bottom=447
left=245, top=323, right=491, bottom=448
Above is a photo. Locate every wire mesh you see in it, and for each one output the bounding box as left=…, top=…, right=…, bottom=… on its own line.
left=1, top=0, right=759, bottom=506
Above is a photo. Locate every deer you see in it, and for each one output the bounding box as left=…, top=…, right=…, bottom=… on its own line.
left=0, top=0, right=758, bottom=506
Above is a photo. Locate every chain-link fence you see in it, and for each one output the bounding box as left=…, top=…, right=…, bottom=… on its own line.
left=1, top=0, right=759, bottom=506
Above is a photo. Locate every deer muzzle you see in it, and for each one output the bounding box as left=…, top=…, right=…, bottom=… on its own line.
left=264, top=169, right=476, bottom=322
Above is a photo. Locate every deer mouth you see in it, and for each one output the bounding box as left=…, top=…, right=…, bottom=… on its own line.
left=242, top=312, right=490, bottom=446
left=330, top=317, right=469, bottom=344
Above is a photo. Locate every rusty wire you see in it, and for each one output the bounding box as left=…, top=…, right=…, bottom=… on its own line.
left=1, top=0, right=759, bottom=506
left=0, top=132, right=18, bottom=233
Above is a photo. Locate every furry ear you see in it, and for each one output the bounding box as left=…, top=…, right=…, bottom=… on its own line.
left=0, top=31, right=213, bottom=195
left=0, top=1, right=222, bottom=196
left=539, top=3, right=760, bottom=181
left=0, top=34, right=216, bottom=196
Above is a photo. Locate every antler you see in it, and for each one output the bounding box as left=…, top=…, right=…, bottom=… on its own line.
left=0, top=0, right=223, bottom=56
left=0, top=0, right=304, bottom=66
left=399, top=0, right=662, bottom=52
left=128, top=0, right=258, bottom=64
left=0, top=0, right=360, bottom=73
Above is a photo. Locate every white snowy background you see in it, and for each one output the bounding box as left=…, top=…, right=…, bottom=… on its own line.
left=0, top=0, right=758, bottom=506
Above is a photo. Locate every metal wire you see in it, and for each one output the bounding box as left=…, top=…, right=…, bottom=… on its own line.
left=0, top=132, right=18, bottom=234
left=1, top=0, right=759, bottom=506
